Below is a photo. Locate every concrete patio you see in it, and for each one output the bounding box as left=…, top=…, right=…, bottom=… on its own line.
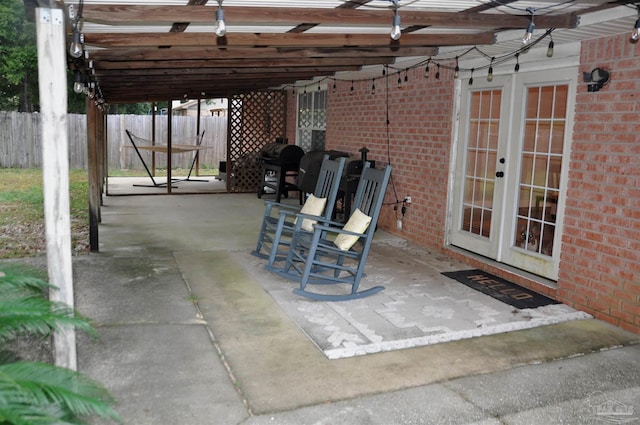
left=72, top=191, right=640, bottom=424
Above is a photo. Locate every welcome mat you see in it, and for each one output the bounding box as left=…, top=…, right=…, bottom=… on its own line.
left=441, top=269, right=560, bottom=310
left=239, top=242, right=591, bottom=359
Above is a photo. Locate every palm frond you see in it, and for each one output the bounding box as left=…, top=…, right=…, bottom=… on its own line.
left=0, top=297, right=96, bottom=343
left=0, top=362, right=121, bottom=423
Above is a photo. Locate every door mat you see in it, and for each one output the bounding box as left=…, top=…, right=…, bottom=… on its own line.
left=442, top=269, right=560, bottom=309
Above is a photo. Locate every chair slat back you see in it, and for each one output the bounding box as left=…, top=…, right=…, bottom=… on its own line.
left=351, top=163, right=392, bottom=238
left=312, top=156, right=346, bottom=220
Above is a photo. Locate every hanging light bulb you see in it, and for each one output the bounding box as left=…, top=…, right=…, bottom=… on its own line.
left=424, top=59, right=431, bottom=78
left=73, top=71, right=84, bottom=94
left=514, top=52, right=520, bottom=73
left=435, top=63, right=440, bottom=79
left=390, top=5, right=401, bottom=41
left=522, top=8, right=535, bottom=45
left=632, top=17, right=640, bottom=42
left=371, top=79, right=376, bottom=94
left=454, top=57, right=460, bottom=79
left=469, top=68, right=474, bottom=86
left=350, top=80, right=354, bottom=94
left=69, top=30, right=83, bottom=58
left=487, top=58, right=494, bottom=82
left=214, top=5, right=226, bottom=37
left=546, top=36, right=555, bottom=57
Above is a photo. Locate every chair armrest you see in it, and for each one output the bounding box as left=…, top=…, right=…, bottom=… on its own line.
left=313, top=223, right=365, bottom=239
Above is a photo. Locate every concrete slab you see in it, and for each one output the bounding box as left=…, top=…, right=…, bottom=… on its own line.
left=64, top=193, right=639, bottom=425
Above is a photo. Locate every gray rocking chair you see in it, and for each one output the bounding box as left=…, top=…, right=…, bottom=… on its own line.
left=253, top=155, right=346, bottom=269
left=277, top=163, right=392, bottom=301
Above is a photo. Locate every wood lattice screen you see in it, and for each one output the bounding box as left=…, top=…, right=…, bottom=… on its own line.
left=228, top=91, right=287, bottom=193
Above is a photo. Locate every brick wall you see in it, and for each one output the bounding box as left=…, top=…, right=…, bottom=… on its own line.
left=325, top=66, right=456, bottom=247
left=286, top=37, right=640, bottom=335
left=558, top=33, right=640, bottom=333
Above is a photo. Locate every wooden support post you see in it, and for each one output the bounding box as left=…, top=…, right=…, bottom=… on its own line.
left=35, top=7, right=76, bottom=370
left=88, top=99, right=100, bottom=252
left=196, top=99, right=201, bottom=176
left=151, top=102, right=156, bottom=176
left=167, top=100, right=173, bottom=194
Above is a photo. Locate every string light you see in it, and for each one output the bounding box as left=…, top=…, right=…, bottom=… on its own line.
left=468, top=68, right=474, bottom=86
left=350, top=80, right=354, bottom=94
left=632, top=13, right=640, bottom=42
left=435, top=63, right=440, bottom=79
left=390, top=0, right=401, bottom=41
left=522, top=7, right=535, bottom=45
left=547, top=34, right=554, bottom=57
left=424, top=58, right=431, bottom=78
left=514, top=52, right=520, bottom=72
left=214, top=1, right=226, bottom=37
left=371, top=79, right=376, bottom=94
left=454, top=57, right=460, bottom=79
left=487, top=57, right=494, bottom=82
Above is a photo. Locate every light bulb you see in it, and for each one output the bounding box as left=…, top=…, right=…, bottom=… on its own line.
left=487, top=65, right=494, bottom=82
left=632, top=18, right=640, bottom=42
left=390, top=12, right=401, bottom=41
left=546, top=39, right=554, bottom=57
left=215, top=8, right=226, bottom=37
left=73, top=81, right=84, bottom=93
left=522, top=21, right=534, bottom=45
left=69, top=31, right=83, bottom=58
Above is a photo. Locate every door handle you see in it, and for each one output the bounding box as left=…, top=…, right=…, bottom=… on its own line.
left=496, top=171, right=504, bottom=178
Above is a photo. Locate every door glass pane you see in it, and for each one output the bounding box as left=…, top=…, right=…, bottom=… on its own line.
left=514, top=84, right=568, bottom=256
left=461, top=89, right=501, bottom=238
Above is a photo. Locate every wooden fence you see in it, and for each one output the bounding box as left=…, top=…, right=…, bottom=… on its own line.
left=0, top=111, right=228, bottom=170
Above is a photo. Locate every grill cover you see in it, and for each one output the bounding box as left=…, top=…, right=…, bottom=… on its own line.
left=297, top=150, right=350, bottom=193
left=260, top=143, right=304, bottom=167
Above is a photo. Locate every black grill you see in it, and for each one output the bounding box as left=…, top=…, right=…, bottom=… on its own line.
left=257, top=142, right=305, bottom=203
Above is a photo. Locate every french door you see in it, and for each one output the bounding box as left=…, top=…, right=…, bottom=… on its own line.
left=449, top=68, right=576, bottom=280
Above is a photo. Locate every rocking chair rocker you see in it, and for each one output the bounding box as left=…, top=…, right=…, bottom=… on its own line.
left=253, top=155, right=346, bottom=269
left=277, top=163, right=392, bottom=301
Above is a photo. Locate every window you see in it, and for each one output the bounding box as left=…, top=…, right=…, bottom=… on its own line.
left=297, top=90, right=326, bottom=151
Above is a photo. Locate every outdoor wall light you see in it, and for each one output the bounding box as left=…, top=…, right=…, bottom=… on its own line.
left=583, top=67, right=610, bottom=92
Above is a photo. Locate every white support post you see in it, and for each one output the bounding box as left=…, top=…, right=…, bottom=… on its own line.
left=36, top=7, right=76, bottom=370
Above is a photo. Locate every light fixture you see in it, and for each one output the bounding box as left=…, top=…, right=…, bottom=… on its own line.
left=454, top=57, right=460, bottom=79
left=632, top=17, right=640, bottom=42
left=514, top=52, right=520, bottom=72
left=522, top=8, right=535, bottom=45
left=69, top=30, right=83, bottom=58
left=424, top=58, right=431, bottom=78
left=371, top=79, right=376, bottom=94
left=350, top=80, right=354, bottom=94
left=73, top=71, right=84, bottom=94
left=547, top=35, right=555, bottom=57
left=469, top=68, right=474, bottom=86
left=214, top=2, right=226, bottom=37
left=583, top=67, right=610, bottom=92
left=390, top=1, right=401, bottom=41
left=435, top=63, right=440, bottom=79
left=487, top=57, right=494, bottom=82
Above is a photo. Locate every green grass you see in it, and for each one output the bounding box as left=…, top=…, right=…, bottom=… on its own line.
left=0, top=169, right=89, bottom=259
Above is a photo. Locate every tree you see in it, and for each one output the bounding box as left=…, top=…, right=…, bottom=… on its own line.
left=0, top=0, right=38, bottom=112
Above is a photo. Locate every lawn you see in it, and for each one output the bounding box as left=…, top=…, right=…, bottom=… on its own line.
left=0, top=168, right=90, bottom=258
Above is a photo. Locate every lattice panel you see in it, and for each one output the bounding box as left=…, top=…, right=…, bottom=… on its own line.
left=228, top=91, right=287, bottom=193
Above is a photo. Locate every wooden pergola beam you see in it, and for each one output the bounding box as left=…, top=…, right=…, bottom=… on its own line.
left=87, top=46, right=439, bottom=61
left=84, top=31, right=496, bottom=48
left=80, top=5, right=578, bottom=29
